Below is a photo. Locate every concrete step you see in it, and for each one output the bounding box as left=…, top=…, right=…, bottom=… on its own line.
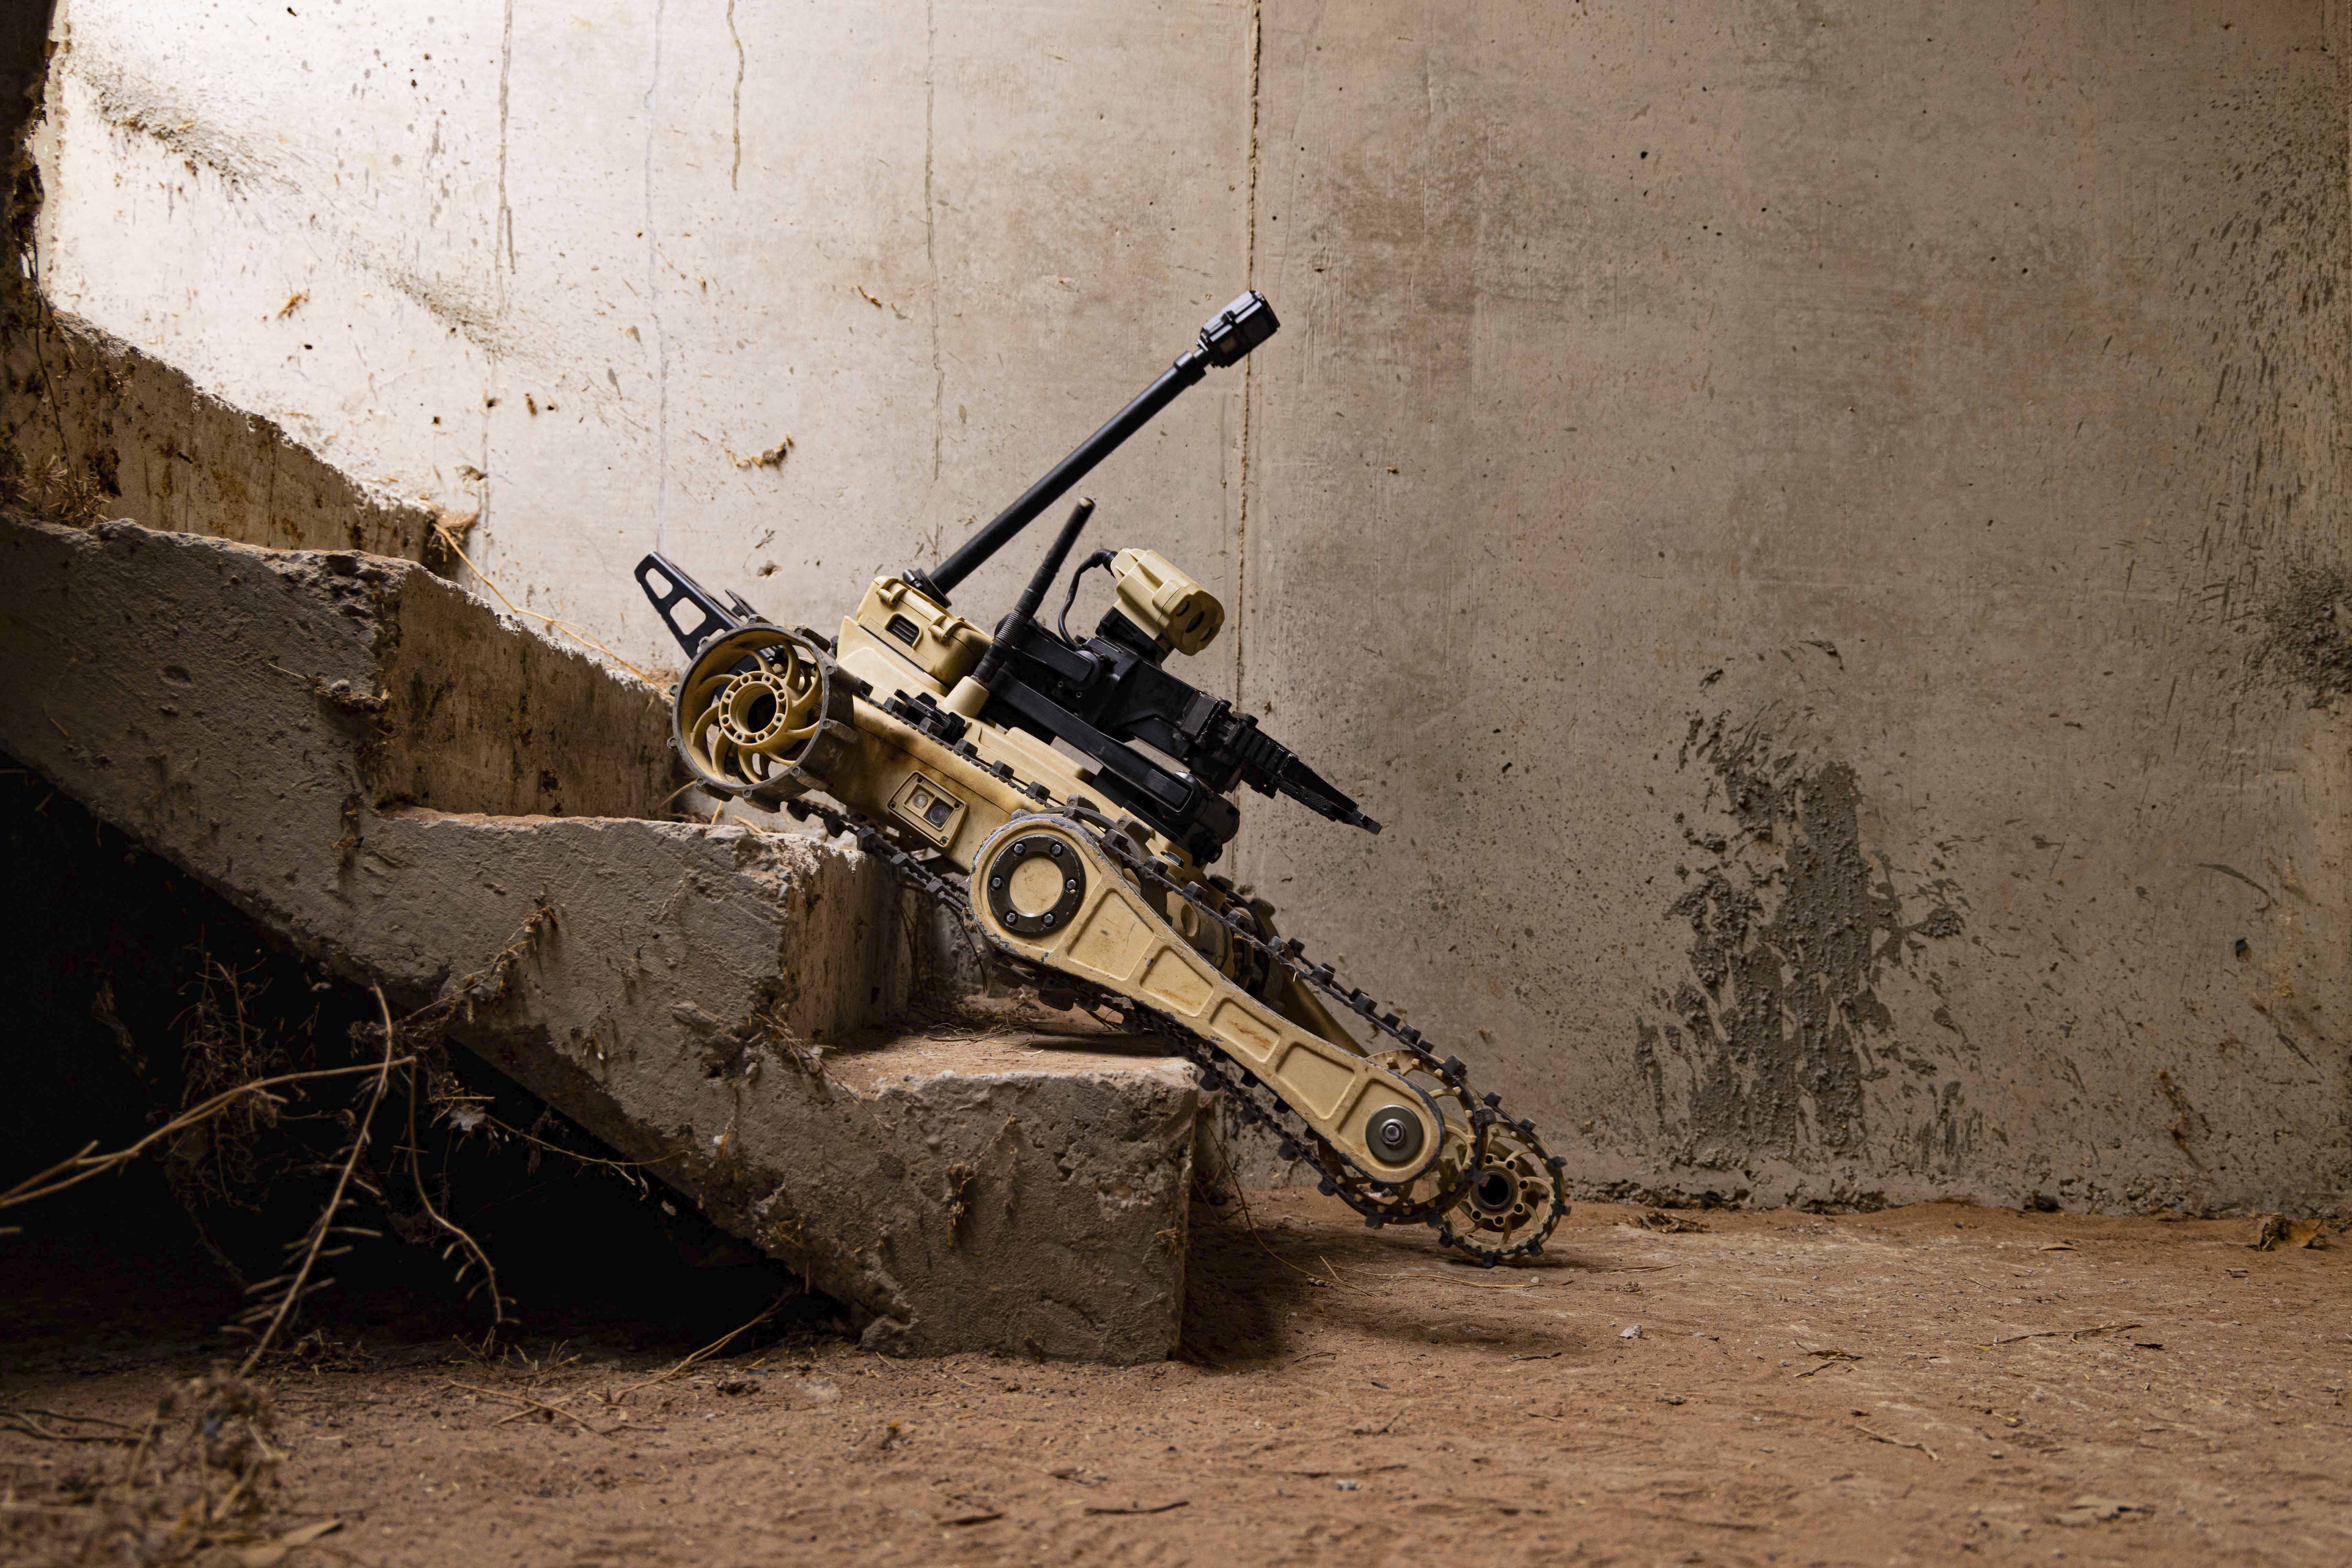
left=0, top=513, right=1196, bottom=1361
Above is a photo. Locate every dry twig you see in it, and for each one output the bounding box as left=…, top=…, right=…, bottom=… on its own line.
left=1361, top=1270, right=1543, bottom=1290
left=389, top=985, right=506, bottom=1326
left=0, top=1060, right=413, bottom=1211
left=4, top=1373, right=302, bottom=1565
left=1199, top=1129, right=1355, bottom=1291
left=1, top=1407, right=139, bottom=1444
left=234, top=1006, right=401, bottom=1374
left=608, top=1292, right=796, bottom=1404
left=1988, top=1321, right=2143, bottom=1346
left=1852, top=1421, right=1939, bottom=1460
left=430, top=523, right=657, bottom=682
left=9, top=919, right=551, bottom=1387
left=474, top=1111, right=675, bottom=1178
left=5, top=1407, right=135, bottom=1431
left=447, top=1382, right=609, bottom=1437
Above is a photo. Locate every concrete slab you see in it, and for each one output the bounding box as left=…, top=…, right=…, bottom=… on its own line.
left=0, top=513, right=1196, bottom=1360
left=822, top=1029, right=1199, bottom=1357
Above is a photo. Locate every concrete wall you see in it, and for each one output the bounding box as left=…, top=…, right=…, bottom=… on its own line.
left=14, top=0, right=2349, bottom=1213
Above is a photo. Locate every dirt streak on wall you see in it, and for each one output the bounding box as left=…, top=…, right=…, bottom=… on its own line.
left=1630, top=709, right=1974, bottom=1207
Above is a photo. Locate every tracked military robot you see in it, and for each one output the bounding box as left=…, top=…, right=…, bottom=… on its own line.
left=634, top=292, right=1568, bottom=1264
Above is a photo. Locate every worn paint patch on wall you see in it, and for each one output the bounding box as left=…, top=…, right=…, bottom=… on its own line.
left=1634, top=710, right=1971, bottom=1201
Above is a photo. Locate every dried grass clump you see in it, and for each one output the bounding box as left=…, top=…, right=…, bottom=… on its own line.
left=0, top=1370, right=341, bottom=1568
left=0, top=450, right=108, bottom=529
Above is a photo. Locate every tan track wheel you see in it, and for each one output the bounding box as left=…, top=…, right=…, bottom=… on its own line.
left=672, top=624, right=856, bottom=803
left=1437, top=1118, right=1568, bottom=1265
left=1302, top=1049, right=1475, bottom=1229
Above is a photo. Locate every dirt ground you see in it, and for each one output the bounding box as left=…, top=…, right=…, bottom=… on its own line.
left=5, top=1192, right=2349, bottom=1567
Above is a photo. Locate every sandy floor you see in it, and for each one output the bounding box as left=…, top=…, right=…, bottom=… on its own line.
left=5, top=1193, right=2348, bottom=1566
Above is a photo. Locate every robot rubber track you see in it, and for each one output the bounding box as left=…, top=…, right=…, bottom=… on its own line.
left=783, top=782, right=1570, bottom=1266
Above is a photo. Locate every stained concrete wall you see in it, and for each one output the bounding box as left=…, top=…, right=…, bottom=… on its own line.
left=1236, top=5, right=2351, bottom=1218
left=12, top=1, right=2348, bottom=1214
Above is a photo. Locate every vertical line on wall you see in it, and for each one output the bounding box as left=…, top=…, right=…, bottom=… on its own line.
left=727, top=0, right=745, bottom=190
left=644, top=0, right=670, bottom=551
left=925, top=0, right=943, bottom=484
left=1234, top=0, right=1262, bottom=713
left=496, top=0, right=516, bottom=291
left=482, top=0, right=516, bottom=556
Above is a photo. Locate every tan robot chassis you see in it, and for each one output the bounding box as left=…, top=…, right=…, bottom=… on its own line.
left=635, top=292, right=1569, bottom=1264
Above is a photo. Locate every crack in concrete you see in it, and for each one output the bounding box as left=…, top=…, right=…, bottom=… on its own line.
left=726, top=0, right=745, bottom=192
left=924, top=0, right=942, bottom=484
left=497, top=0, right=516, bottom=281
left=484, top=0, right=515, bottom=562
left=1233, top=0, right=1262, bottom=718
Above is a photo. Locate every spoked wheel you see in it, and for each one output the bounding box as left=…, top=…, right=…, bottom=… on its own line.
left=1436, top=1117, right=1569, bottom=1265
left=672, top=624, right=854, bottom=802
